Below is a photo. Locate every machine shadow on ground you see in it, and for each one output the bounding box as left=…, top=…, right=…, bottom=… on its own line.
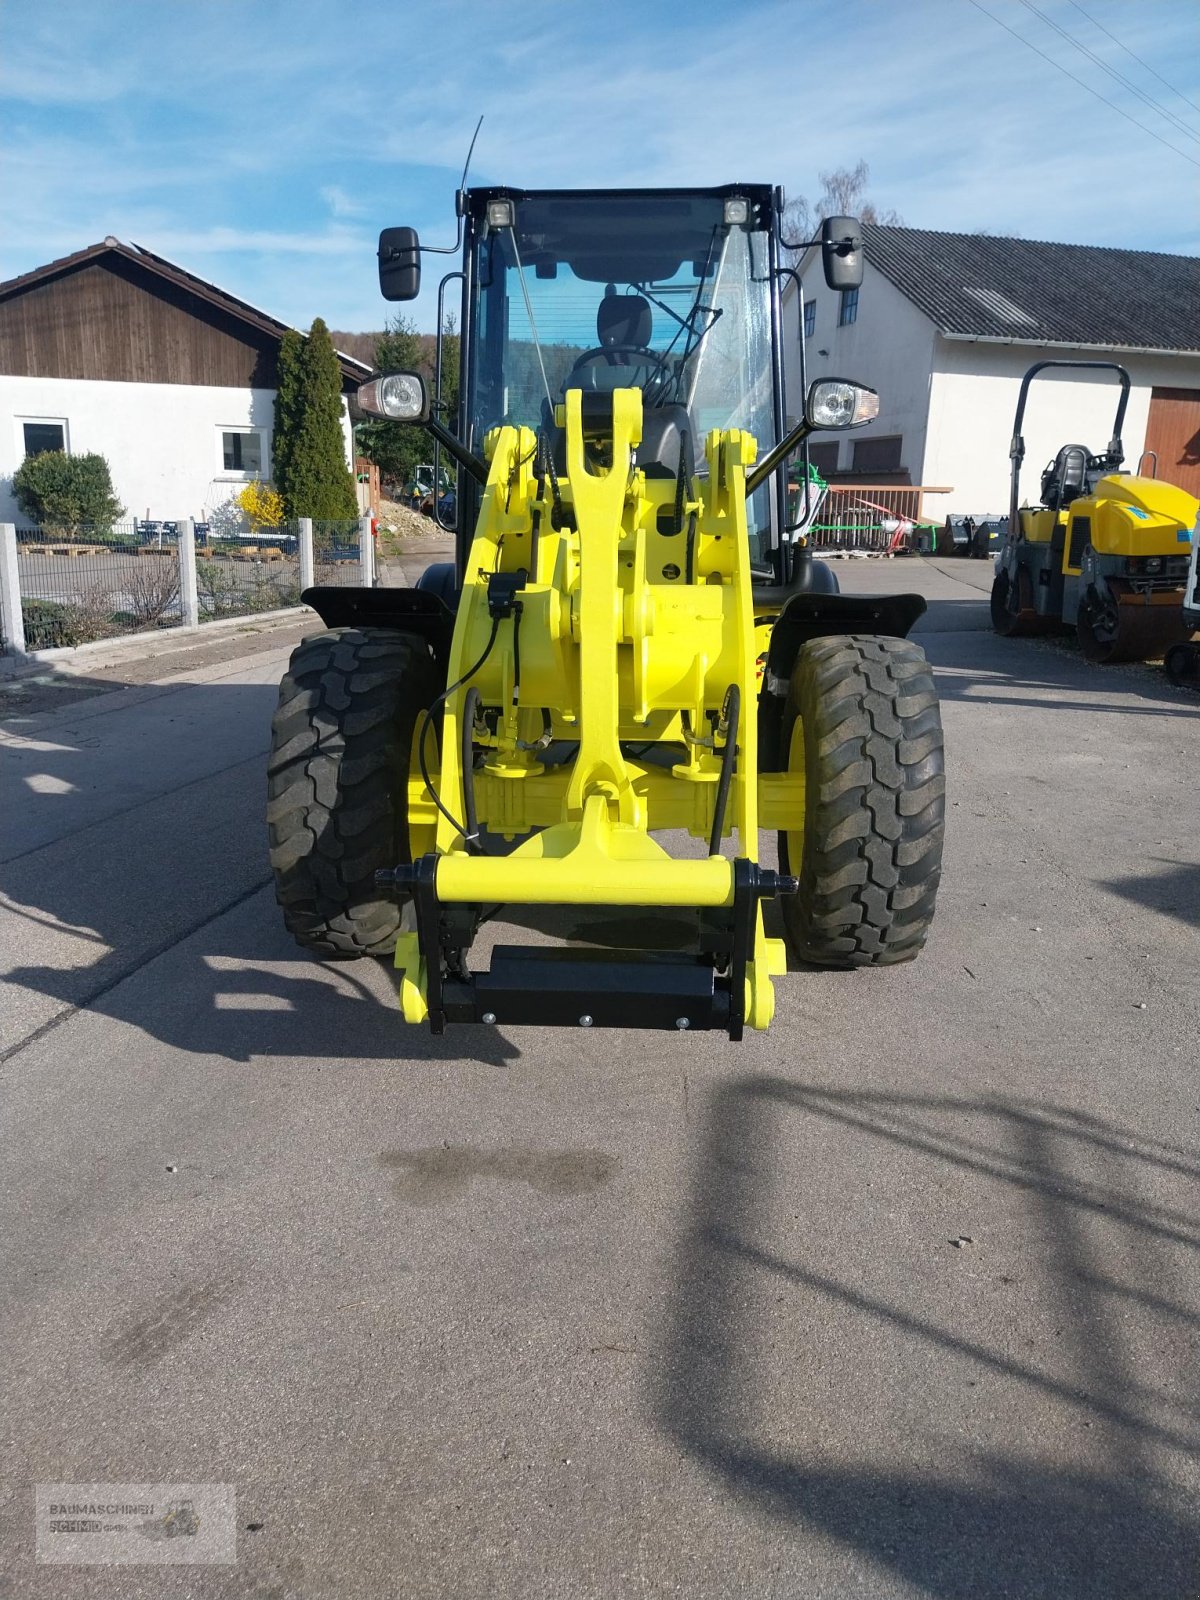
left=919, top=624, right=1200, bottom=719
left=0, top=664, right=136, bottom=720
left=1101, top=859, right=1200, bottom=932
left=2, top=645, right=1193, bottom=1072
left=1, top=682, right=522, bottom=1072
left=653, top=1073, right=1200, bottom=1599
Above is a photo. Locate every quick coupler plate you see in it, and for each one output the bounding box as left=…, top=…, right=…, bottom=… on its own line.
left=442, top=946, right=728, bottom=1032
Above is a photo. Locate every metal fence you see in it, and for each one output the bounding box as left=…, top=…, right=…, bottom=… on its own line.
left=806, top=486, right=951, bottom=554
left=1, top=516, right=375, bottom=658
left=15, top=522, right=184, bottom=650
left=312, top=521, right=369, bottom=591
left=195, top=522, right=302, bottom=622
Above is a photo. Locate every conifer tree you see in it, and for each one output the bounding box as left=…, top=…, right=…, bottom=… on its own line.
left=273, top=320, right=357, bottom=520
left=272, top=327, right=306, bottom=506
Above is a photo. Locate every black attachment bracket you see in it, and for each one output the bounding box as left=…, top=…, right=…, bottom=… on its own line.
left=376, top=856, right=797, bottom=1041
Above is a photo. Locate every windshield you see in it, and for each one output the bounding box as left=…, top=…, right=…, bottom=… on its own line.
left=467, top=193, right=777, bottom=554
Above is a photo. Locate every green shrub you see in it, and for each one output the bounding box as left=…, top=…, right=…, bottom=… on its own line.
left=11, top=451, right=125, bottom=534
left=20, top=597, right=117, bottom=649
left=196, top=557, right=301, bottom=620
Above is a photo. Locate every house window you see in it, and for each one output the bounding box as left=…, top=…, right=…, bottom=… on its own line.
left=803, top=299, right=816, bottom=338
left=808, top=441, right=841, bottom=476
left=22, top=419, right=67, bottom=458
left=221, top=429, right=264, bottom=474
left=838, top=287, right=859, bottom=327
left=851, top=434, right=903, bottom=473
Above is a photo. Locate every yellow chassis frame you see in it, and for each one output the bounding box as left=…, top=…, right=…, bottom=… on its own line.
left=396, top=387, right=797, bottom=1031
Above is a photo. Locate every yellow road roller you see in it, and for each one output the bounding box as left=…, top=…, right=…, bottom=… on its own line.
left=992, top=360, right=1198, bottom=662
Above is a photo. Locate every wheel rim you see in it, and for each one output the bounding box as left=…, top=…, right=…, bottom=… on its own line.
left=1078, top=588, right=1121, bottom=662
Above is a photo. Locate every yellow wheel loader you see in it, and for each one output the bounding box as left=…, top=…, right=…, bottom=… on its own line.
left=268, top=187, right=945, bottom=1038
left=991, top=360, right=1199, bottom=663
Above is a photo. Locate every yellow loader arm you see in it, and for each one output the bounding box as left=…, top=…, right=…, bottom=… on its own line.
left=388, top=386, right=789, bottom=1039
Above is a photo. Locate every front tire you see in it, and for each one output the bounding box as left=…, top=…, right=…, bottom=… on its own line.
left=267, top=627, right=440, bottom=957
left=778, top=635, right=945, bottom=967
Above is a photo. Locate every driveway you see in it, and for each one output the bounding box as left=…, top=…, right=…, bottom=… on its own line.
left=2, top=556, right=1197, bottom=1598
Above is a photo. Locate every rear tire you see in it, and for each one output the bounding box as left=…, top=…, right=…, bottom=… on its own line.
left=267, top=627, right=440, bottom=957
left=1164, top=640, right=1200, bottom=687
left=778, top=635, right=945, bottom=967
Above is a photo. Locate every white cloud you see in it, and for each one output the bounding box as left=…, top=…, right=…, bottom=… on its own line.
left=144, top=225, right=370, bottom=258
left=320, top=185, right=366, bottom=219
left=0, top=0, right=1195, bottom=331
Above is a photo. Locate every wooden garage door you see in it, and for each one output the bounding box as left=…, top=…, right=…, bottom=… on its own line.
left=1144, top=387, right=1200, bottom=496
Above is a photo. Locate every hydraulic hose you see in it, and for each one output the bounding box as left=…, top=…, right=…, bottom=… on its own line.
left=461, top=686, right=481, bottom=848
left=708, top=684, right=740, bottom=857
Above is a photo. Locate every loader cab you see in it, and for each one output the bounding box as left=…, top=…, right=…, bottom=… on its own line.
left=373, top=185, right=864, bottom=585
left=411, top=185, right=821, bottom=575
left=458, top=186, right=786, bottom=567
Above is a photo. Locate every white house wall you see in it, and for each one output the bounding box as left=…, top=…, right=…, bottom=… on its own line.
left=925, top=341, right=1200, bottom=517
left=785, top=262, right=938, bottom=478
left=0, top=374, right=356, bottom=526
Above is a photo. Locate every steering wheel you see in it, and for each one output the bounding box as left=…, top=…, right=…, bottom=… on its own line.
left=569, top=344, right=672, bottom=384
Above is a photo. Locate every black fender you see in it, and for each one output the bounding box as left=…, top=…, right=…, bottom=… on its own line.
left=415, top=562, right=460, bottom=607
left=301, top=585, right=455, bottom=662
left=763, top=591, right=928, bottom=682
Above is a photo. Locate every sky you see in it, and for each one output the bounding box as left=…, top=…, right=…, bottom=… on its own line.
left=1, top=0, right=1197, bottom=334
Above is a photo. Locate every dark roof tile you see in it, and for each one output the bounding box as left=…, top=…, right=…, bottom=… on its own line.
left=864, top=226, right=1200, bottom=352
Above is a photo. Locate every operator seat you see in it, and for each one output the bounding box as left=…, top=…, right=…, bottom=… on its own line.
left=559, top=290, right=693, bottom=481
left=597, top=292, right=693, bottom=480
left=596, top=291, right=653, bottom=360
left=570, top=293, right=657, bottom=395
left=1041, top=444, right=1090, bottom=510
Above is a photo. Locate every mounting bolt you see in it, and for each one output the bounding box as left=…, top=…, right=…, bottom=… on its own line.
left=579, top=1014, right=594, bottom=1027
left=676, top=1017, right=691, bottom=1030
left=481, top=1012, right=497, bottom=1025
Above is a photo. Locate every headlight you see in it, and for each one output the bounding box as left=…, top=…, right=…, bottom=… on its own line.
left=807, top=379, right=880, bottom=430
left=356, top=372, right=427, bottom=422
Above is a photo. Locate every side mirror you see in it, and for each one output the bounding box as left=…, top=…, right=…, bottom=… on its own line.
left=806, top=378, right=879, bottom=430
left=356, top=372, right=429, bottom=423
left=378, top=227, right=421, bottom=301
left=820, top=216, right=863, bottom=291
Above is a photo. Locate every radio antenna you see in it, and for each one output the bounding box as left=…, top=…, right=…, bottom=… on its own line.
left=460, top=115, right=483, bottom=196
left=423, top=116, right=485, bottom=257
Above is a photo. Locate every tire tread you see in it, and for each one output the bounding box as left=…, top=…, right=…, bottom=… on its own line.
left=780, top=634, right=945, bottom=967
left=267, top=627, right=438, bottom=958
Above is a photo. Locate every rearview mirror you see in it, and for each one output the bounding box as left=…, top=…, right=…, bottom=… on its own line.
left=356, top=371, right=429, bottom=423
left=806, top=378, right=879, bottom=430
left=821, top=216, right=863, bottom=291
left=378, top=227, right=421, bottom=301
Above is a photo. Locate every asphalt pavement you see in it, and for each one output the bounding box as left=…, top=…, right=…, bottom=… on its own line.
left=2, top=556, right=1198, bottom=1599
